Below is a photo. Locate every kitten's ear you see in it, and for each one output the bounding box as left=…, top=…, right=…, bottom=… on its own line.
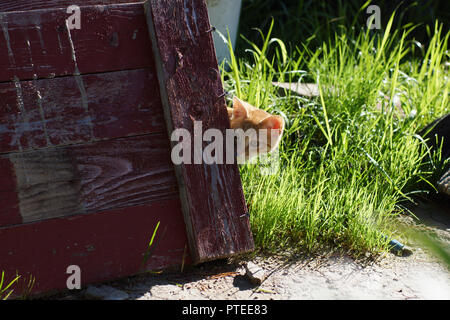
left=259, top=115, right=285, bottom=132
left=232, top=96, right=249, bottom=120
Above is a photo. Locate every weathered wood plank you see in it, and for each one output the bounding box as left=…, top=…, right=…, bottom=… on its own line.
left=74, top=134, right=179, bottom=213
left=0, top=156, right=22, bottom=226
left=9, top=148, right=85, bottom=223
left=0, top=199, right=190, bottom=297
left=0, top=3, right=152, bottom=82
left=0, top=0, right=142, bottom=12
left=0, top=68, right=165, bottom=153
left=0, top=134, right=179, bottom=227
left=145, top=0, right=254, bottom=263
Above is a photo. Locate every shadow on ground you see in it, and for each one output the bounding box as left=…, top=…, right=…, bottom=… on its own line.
left=408, top=196, right=450, bottom=231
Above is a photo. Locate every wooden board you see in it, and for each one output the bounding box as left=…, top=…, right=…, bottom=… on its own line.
left=0, top=3, right=192, bottom=297
left=0, top=199, right=190, bottom=296
left=0, top=68, right=164, bottom=153
left=145, top=0, right=254, bottom=263
left=0, top=3, right=152, bottom=82
left=0, top=0, right=141, bottom=12
left=420, top=113, right=450, bottom=160
left=0, top=134, right=179, bottom=228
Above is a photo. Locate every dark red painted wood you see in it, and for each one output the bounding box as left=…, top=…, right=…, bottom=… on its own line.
left=145, top=0, right=254, bottom=263
left=0, top=0, right=142, bottom=12
left=0, top=134, right=179, bottom=228
left=0, top=0, right=254, bottom=298
left=0, top=199, right=190, bottom=297
left=0, top=156, right=21, bottom=226
left=0, top=68, right=164, bottom=153
left=0, top=3, right=152, bottom=82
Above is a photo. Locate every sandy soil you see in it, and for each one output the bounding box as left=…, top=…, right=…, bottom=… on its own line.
left=52, top=197, right=450, bottom=301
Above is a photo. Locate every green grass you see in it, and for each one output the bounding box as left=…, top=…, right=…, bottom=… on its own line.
left=0, top=271, right=20, bottom=300
left=237, top=0, right=449, bottom=57
left=220, top=11, right=449, bottom=257
left=0, top=271, right=35, bottom=300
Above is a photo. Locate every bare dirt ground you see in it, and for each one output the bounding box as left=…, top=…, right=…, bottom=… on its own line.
left=51, top=197, right=450, bottom=300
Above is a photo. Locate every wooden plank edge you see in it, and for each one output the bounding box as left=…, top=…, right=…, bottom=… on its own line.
left=144, top=0, right=201, bottom=263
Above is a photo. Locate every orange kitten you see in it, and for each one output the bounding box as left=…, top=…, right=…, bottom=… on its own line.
left=227, top=96, right=284, bottom=162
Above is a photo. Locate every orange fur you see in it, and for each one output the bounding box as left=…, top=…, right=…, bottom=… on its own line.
left=227, top=97, right=284, bottom=161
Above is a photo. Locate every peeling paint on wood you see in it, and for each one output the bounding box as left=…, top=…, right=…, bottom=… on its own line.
left=1, top=134, right=179, bottom=227
left=0, top=3, right=153, bottom=82
left=10, top=149, right=86, bottom=223
left=0, top=14, right=15, bottom=67
left=0, top=0, right=142, bottom=12
left=0, top=68, right=165, bottom=153
left=145, top=0, right=254, bottom=263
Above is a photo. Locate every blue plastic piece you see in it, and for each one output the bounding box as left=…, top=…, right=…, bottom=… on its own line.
left=382, top=235, right=405, bottom=253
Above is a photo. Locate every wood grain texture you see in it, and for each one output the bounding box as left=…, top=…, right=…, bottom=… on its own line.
left=0, top=199, right=190, bottom=297
left=9, top=148, right=85, bottom=223
left=0, top=134, right=179, bottom=227
left=0, top=3, right=152, bottom=82
left=74, top=134, right=179, bottom=213
left=145, top=0, right=254, bottom=263
left=0, top=68, right=165, bottom=153
left=0, top=0, right=142, bottom=12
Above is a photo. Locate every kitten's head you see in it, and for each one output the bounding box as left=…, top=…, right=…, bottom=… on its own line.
left=229, top=97, right=285, bottom=162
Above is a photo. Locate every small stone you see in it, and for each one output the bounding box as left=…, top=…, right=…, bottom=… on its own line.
left=84, top=285, right=129, bottom=300
left=244, top=262, right=266, bottom=285
left=401, top=246, right=413, bottom=256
